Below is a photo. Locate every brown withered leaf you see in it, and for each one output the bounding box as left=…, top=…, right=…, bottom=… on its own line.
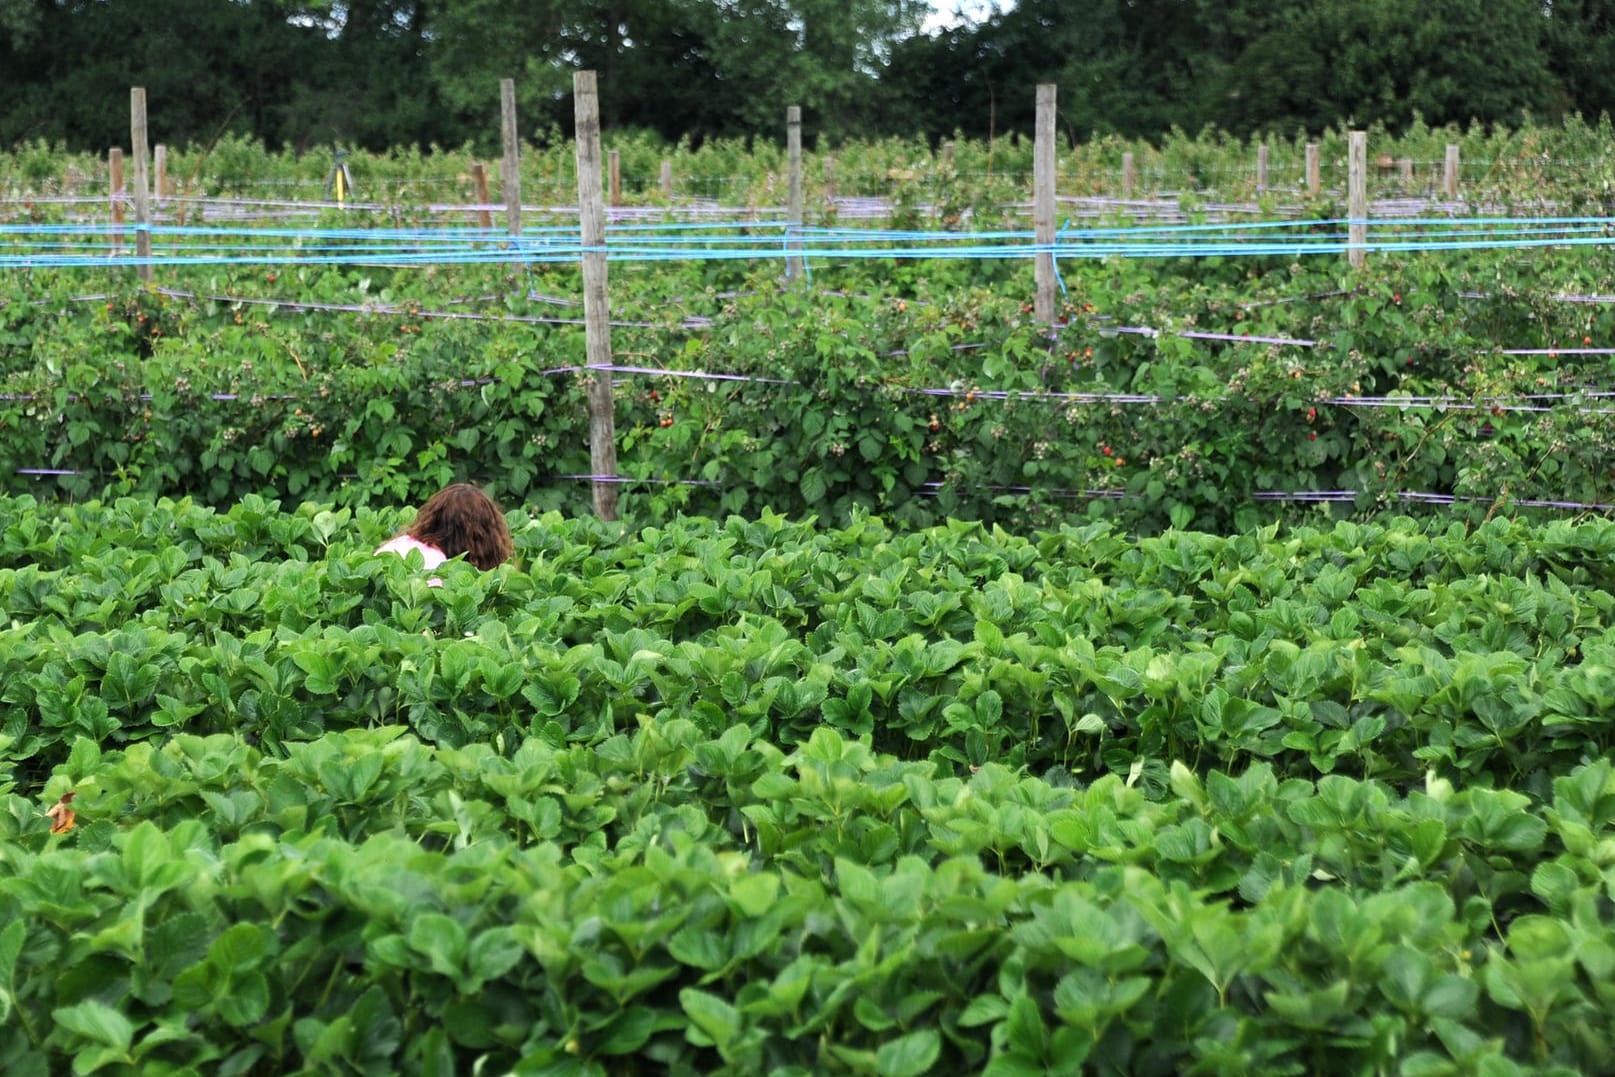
left=45, top=791, right=76, bottom=834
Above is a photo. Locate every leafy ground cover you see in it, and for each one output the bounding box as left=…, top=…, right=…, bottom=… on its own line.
left=4, top=498, right=1615, bottom=1074
left=4, top=496, right=1615, bottom=789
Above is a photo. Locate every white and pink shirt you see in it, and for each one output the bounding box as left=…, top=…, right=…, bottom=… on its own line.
left=376, top=534, right=449, bottom=584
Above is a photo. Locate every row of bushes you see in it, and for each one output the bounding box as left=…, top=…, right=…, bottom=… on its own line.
left=6, top=113, right=1615, bottom=207
left=3, top=243, right=1613, bottom=532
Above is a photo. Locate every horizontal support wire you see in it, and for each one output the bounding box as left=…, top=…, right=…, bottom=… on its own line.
left=13, top=462, right=1609, bottom=512
left=6, top=214, right=1615, bottom=269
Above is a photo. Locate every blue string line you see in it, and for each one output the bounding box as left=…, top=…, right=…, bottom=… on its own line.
left=8, top=215, right=1615, bottom=269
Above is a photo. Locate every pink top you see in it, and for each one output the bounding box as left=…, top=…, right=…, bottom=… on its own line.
left=376, top=534, right=448, bottom=585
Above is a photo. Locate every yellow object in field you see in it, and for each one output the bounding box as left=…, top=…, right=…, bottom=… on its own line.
left=327, top=148, right=354, bottom=205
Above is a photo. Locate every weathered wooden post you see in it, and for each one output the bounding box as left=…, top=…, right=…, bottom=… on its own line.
left=1348, top=131, right=1367, bottom=269
left=1305, top=143, right=1320, bottom=196
left=109, top=148, right=125, bottom=253
left=500, top=78, right=522, bottom=238
left=574, top=71, right=619, bottom=521
left=1034, top=83, right=1057, bottom=325
left=1443, top=144, right=1460, bottom=199
left=154, top=143, right=167, bottom=205
left=1256, top=144, right=1269, bottom=193
left=1121, top=151, right=1136, bottom=200
left=470, top=162, right=493, bottom=229
left=608, top=149, right=621, bottom=208
left=659, top=159, right=673, bottom=199
left=131, top=88, right=153, bottom=283
left=786, top=105, right=804, bottom=281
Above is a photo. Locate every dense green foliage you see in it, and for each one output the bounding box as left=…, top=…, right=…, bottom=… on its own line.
left=16, top=110, right=1613, bottom=205
left=5, top=500, right=1615, bottom=1074
left=7, top=193, right=1615, bottom=533
left=6, top=125, right=1615, bottom=1075
left=4, top=0, right=1615, bottom=151
left=4, top=496, right=1615, bottom=787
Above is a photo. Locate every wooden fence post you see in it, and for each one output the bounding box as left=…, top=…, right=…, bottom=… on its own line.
left=1348, top=131, right=1367, bottom=269
left=500, top=78, right=522, bottom=238
left=154, top=143, right=167, bottom=205
left=659, top=159, right=673, bottom=199
left=574, top=71, right=618, bottom=522
left=1305, top=143, right=1320, bottom=196
left=109, top=148, right=124, bottom=253
left=609, top=149, right=621, bottom=208
left=1121, top=151, right=1136, bottom=200
left=824, top=156, right=835, bottom=201
left=1256, top=144, right=1268, bottom=193
left=470, top=162, right=492, bottom=228
left=131, top=87, right=153, bottom=283
left=1444, top=144, right=1460, bottom=199
left=786, top=105, right=804, bottom=281
left=1034, top=83, right=1056, bottom=325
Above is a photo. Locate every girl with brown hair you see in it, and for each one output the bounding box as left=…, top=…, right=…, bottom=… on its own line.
left=376, top=483, right=514, bottom=573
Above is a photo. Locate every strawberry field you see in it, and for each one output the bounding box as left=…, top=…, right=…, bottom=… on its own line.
left=5, top=500, right=1615, bottom=1074
left=5, top=122, right=1615, bottom=1074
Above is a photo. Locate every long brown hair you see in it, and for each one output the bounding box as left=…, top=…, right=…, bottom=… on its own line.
left=404, top=483, right=513, bottom=570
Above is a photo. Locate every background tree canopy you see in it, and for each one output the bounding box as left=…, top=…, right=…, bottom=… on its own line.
left=0, top=0, right=1605, bottom=151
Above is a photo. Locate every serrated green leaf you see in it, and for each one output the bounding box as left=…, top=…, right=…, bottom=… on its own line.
left=729, top=872, right=780, bottom=918
left=680, top=988, right=740, bottom=1049
left=408, top=913, right=468, bottom=976
left=467, top=926, right=524, bottom=984
left=876, top=1027, right=940, bottom=1077
left=53, top=999, right=133, bottom=1050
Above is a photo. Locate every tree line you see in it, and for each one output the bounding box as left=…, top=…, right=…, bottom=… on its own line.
left=2, top=0, right=1612, bottom=154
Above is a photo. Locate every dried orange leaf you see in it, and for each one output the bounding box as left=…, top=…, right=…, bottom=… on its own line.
left=45, top=791, right=77, bottom=834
